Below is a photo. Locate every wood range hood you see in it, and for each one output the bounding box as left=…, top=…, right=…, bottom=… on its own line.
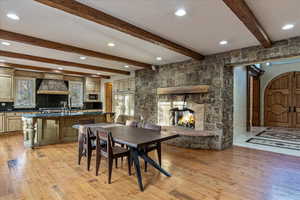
left=157, top=85, right=209, bottom=95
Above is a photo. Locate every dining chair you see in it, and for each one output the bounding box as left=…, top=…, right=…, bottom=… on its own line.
left=78, top=123, right=96, bottom=171
left=142, top=122, right=162, bottom=172
left=125, top=120, right=138, bottom=127
left=95, top=129, right=131, bottom=184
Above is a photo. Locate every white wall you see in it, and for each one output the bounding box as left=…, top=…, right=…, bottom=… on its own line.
left=233, top=66, right=247, bottom=136
left=260, top=62, right=300, bottom=125
left=101, top=71, right=135, bottom=112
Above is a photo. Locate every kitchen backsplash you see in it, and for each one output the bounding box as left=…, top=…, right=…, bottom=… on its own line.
left=0, top=102, right=14, bottom=111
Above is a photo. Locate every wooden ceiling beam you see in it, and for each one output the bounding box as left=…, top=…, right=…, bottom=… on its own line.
left=33, top=0, right=204, bottom=60
left=0, top=29, right=151, bottom=68
left=0, top=50, right=130, bottom=75
left=0, top=62, right=110, bottom=79
left=223, top=0, right=272, bottom=48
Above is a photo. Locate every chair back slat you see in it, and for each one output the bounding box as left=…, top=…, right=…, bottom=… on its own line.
left=97, top=129, right=113, bottom=156
left=86, top=128, right=95, bottom=146
left=125, top=120, right=138, bottom=127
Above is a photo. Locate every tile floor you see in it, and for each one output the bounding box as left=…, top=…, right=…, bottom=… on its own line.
left=233, top=126, right=300, bottom=157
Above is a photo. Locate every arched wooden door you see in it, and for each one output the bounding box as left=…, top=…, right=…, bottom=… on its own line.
left=264, top=71, right=300, bottom=127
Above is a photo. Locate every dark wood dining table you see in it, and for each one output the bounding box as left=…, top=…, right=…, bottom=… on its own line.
left=106, top=126, right=179, bottom=191
left=74, top=124, right=179, bottom=191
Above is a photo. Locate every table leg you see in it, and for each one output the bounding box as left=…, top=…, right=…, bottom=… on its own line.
left=131, top=148, right=144, bottom=191
left=139, top=150, right=171, bottom=177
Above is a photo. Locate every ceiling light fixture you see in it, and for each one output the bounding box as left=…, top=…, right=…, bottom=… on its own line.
left=175, top=9, right=186, bottom=17
left=97, top=73, right=101, bottom=75
left=58, top=67, right=63, bottom=70
left=0, top=59, right=5, bottom=62
left=219, top=40, right=228, bottom=45
left=107, top=42, right=115, bottom=47
left=266, top=62, right=271, bottom=66
left=156, top=57, right=162, bottom=61
left=6, top=13, right=20, bottom=20
left=124, top=65, right=129, bottom=68
left=1, top=41, right=11, bottom=46
left=282, top=24, right=294, bottom=30
left=79, top=56, right=86, bottom=60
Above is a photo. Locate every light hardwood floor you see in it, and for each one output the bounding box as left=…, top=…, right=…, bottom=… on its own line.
left=1, top=132, right=300, bottom=200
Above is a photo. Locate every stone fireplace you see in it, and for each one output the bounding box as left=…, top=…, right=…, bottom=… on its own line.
left=155, top=85, right=218, bottom=149
left=158, top=100, right=205, bottom=131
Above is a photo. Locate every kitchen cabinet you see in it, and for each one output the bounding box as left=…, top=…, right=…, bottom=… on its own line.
left=14, top=77, right=36, bottom=108
left=113, top=78, right=135, bottom=92
left=6, top=116, right=22, bottom=132
left=69, top=81, right=83, bottom=107
left=112, top=78, right=135, bottom=117
left=0, top=113, right=5, bottom=133
left=84, top=77, right=101, bottom=102
left=5, top=112, right=23, bottom=132
left=0, top=74, right=14, bottom=102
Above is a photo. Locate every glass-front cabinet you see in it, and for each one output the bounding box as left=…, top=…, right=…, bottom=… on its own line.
left=69, top=81, right=83, bottom=107
left=112, top=78, right=135, bottom=117
left=14, top=77, right=36, bottom=108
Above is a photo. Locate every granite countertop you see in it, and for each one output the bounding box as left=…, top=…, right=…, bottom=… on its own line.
left=22, top=111, right=108, bottom=118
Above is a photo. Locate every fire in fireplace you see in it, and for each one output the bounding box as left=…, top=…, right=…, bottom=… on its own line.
left=170, top=107, right=195, bottom=128
left=170, top=94, right=195, bottom=129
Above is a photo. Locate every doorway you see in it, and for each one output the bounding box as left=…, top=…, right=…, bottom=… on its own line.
left=264, top=71, right=300, bottom=128
left=105, top=82, right=112, bottom=112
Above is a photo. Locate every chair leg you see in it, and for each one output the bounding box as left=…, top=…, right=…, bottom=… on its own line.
left=108, top=158, right=113, bottom=184
left=87, top=148, right=92, bottom=171
left=115, top=158, right=118, bottom=168
left=78, top=141, right=83, bottom=165
left=127, top=154, right=131, bottom=176
left=95, top=142, right=101, bottom=176
left=157, top=143, right=162, bottom=166
left=144, top=152, right=148, bottom=172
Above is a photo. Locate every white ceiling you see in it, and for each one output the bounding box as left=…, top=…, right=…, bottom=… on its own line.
left=0, top=0, right=300, bottom=77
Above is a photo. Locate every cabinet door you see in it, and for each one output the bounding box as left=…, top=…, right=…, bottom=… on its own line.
left=6, top=116, right=22, bottom=132
left=37, top=119, right=60, bottom=145
left=69, top=81, right=83, bottom=107
left=123, top=79, right=130, bottom=91
left=0, top=114, right=4, bottom=133
left=0, top=75, right=13, bottom=102
left=14, top=77, right=36, bottom=108
left=129, top=78, right=135, bottom=91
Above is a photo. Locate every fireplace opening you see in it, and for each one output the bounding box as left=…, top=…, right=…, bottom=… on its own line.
left=170, top=107, right=195, bottom=129
left=169, top=95, right=195, bottom=128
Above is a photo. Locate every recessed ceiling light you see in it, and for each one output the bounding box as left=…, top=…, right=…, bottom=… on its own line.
left=97, top=73, right=101, bottom=75
left=156, top=57, right=162, bottom=61
left=107, top=42, right=115, bottom=47
left=124, top=65, right=129, bottom=68
left=266, top=62, right=271, bottom=66
left=58, top=67, right=63, bottom=70
left=1, top=41, right=11, bottom=46
left=175, top=9, right=186, bottom=17
left=0, top=59, right=5, bottom=62
left=219, top=40, right=228, bottom=45
left=6, top=13, right=20, bottom=20
left=79, top=56, right=86, bottom=60
left=282, top=24, right=294, bottom=30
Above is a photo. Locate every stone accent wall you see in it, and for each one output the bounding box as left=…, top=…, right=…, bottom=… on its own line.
left=135, top=36, right=300, bottom=150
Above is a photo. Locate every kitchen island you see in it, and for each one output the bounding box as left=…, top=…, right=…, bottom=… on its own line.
left=22, top=111, right=112, bottom=148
